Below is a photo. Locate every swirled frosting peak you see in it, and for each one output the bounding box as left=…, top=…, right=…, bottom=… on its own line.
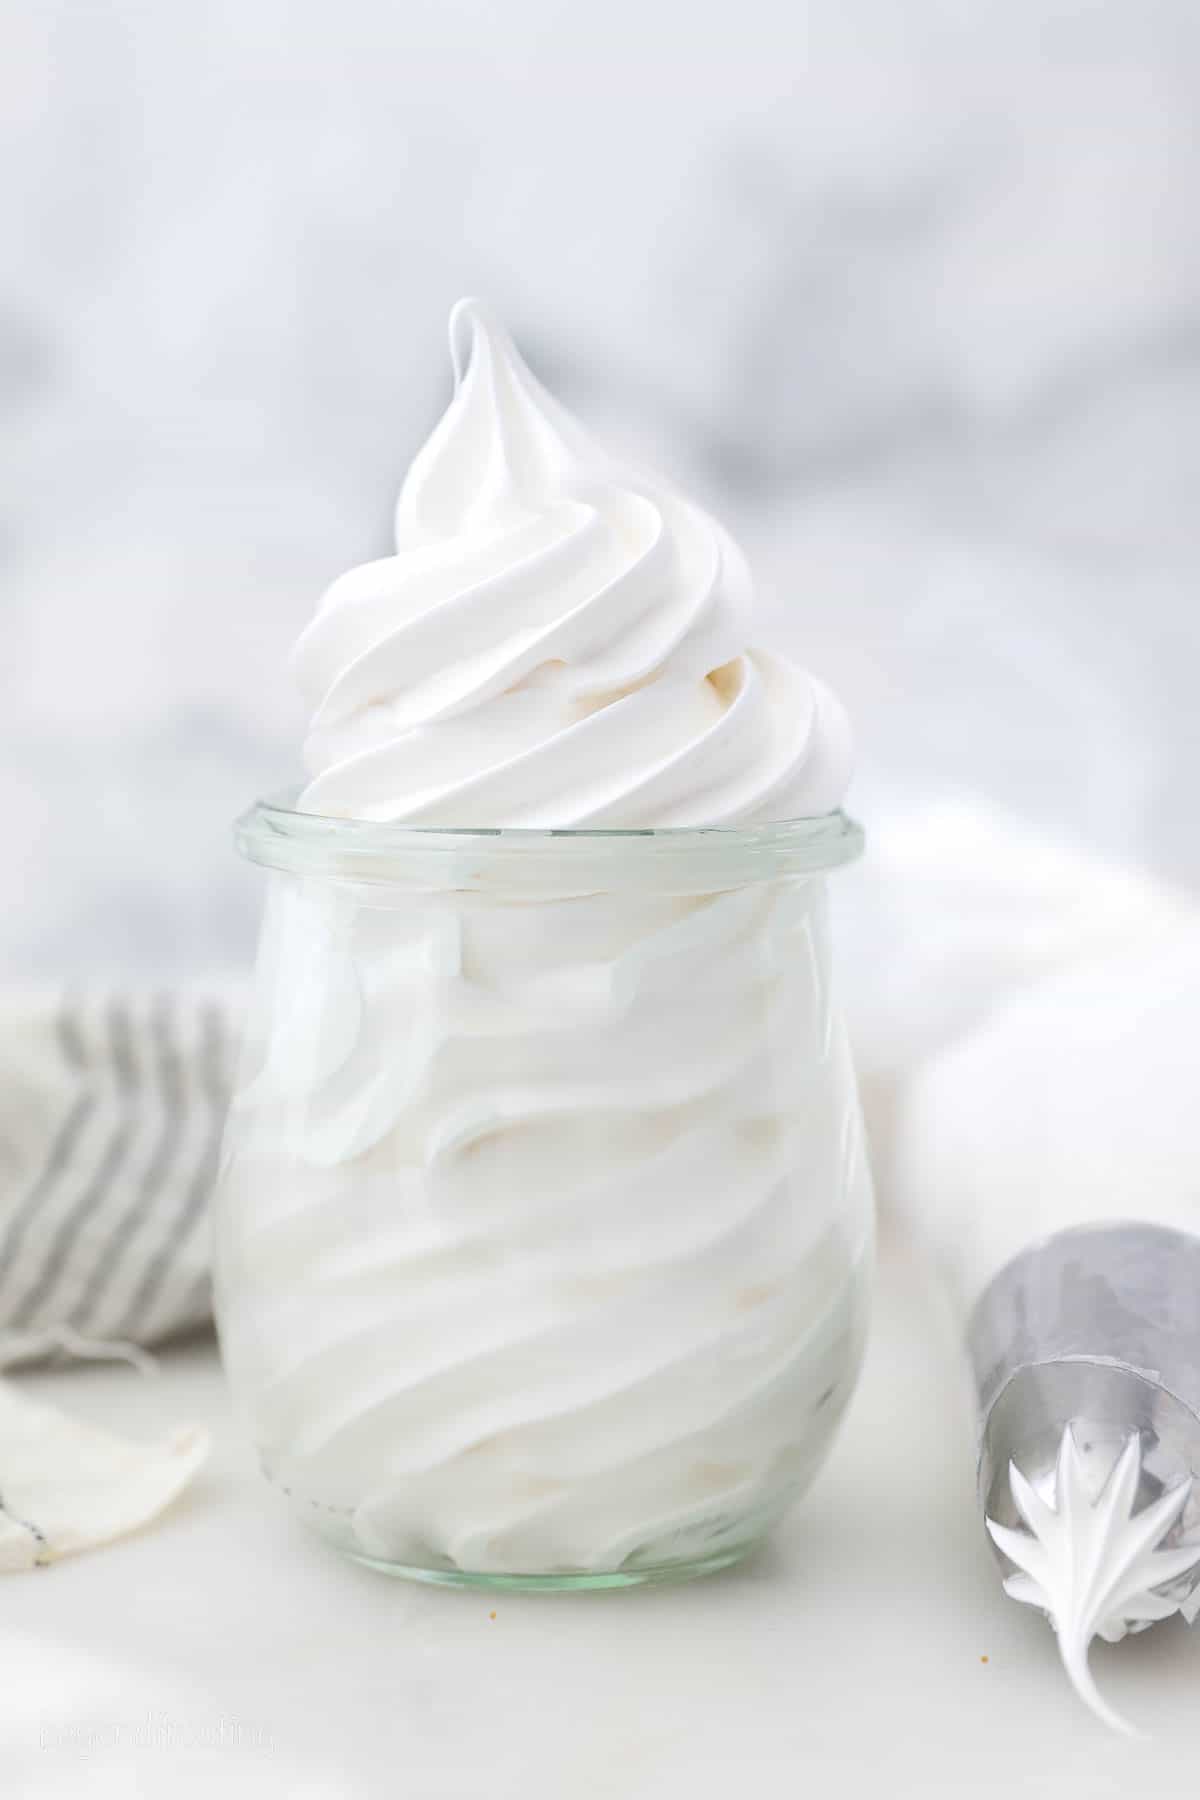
left=292, top=299, right=851, bottom=826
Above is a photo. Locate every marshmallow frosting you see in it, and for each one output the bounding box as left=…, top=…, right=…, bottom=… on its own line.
left=292, top=299, right=851, bottom=828
left=214, top=303, right=870, bottom=1580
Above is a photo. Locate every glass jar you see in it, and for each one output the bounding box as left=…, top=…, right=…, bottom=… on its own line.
left=213, top=797, right=872, bottom=1589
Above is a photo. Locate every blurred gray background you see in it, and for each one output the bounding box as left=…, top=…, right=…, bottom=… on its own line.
left=5, top=0, right=1199, bottom=978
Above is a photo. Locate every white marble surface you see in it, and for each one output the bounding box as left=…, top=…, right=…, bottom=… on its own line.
left=5, top=1235, right=1200, bottom=1798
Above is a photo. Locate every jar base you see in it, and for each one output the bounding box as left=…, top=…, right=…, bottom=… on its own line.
left=343, top=1541, right=761, bottom=1591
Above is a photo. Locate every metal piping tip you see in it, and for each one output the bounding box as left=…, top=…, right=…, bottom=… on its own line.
left=968, top=1222, right=1200, bottom=1732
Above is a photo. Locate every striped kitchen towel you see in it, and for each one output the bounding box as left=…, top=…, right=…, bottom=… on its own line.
left=0, top=986, right=240, bottom=1364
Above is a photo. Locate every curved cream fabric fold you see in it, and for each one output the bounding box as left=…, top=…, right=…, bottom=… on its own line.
left=0, top=1379, right=207, bottom=1571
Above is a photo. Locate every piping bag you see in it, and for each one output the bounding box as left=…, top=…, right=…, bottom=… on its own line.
left=892, top=919, right=1200, bottom=1734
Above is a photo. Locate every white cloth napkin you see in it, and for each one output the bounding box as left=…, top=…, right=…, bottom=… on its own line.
left=838, top=797, right=1194, bottom=1178
left=0, top=1378, right=208, bottom=1570
left=890, top=916, right=1200, bottom=1308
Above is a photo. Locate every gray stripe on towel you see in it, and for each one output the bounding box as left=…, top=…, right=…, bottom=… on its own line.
left=10, top=1001, right=137, bottom=1328
left=0, top=997, right=92, bottom=1299
left=119, top=1002, right=228, bottom=1337
left=68, top=994, right=184, bottom=1334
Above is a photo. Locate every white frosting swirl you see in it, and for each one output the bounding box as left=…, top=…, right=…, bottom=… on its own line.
left=214, top=302, right=867, bottom=1581
left=292, top=299, right=851, bottom=826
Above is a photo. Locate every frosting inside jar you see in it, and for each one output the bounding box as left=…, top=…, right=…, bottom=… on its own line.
left=218, top=871, right=871, bottom=1575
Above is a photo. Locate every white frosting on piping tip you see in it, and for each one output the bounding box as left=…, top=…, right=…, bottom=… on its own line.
left=987, top=1426, right=1200, bottom=1736
left=292, top=298, right=851, bottom=827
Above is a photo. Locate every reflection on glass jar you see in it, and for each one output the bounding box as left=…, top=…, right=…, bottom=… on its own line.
left=213, top=800, right=873, bottom=1589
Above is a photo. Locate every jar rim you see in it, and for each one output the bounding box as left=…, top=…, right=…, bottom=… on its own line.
left=236, top=790, right=865, bottom=891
